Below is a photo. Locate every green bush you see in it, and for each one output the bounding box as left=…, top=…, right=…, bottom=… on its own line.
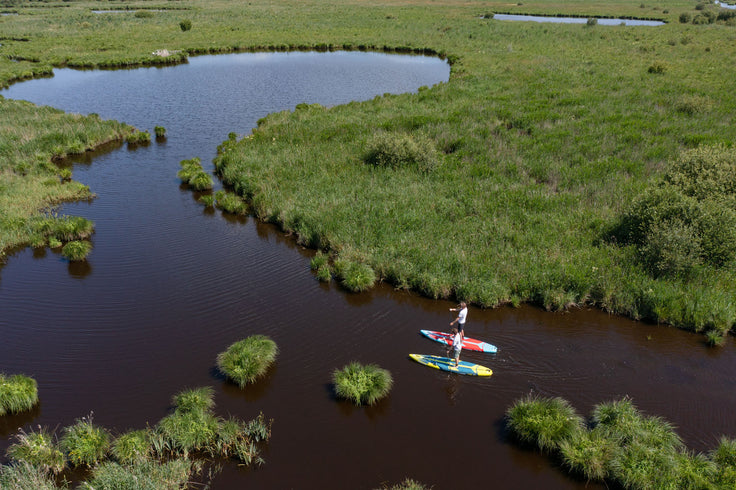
left=334, top=259, right=376, bottom=292
left=179, top=19, right=192, bottom=31
left=61, top=240, right=92, bottom=261
left=6, top=428, right=66, bottom=474
left=679, top=12, right=692, bottom=23
left=363, top=131, right=439, bottom=173
left=333, top=362, right=393, bottom=406
left=506, top=395, right=583, bottom=452
left=0, top=373, right=38, bottom=415
left=111, top=430, right=151, bottom=464
left=217, top=335, right=278, bottom=388
left=60, top=415, right=111, bottom=467
left=134, top=10, right=154, bottom=19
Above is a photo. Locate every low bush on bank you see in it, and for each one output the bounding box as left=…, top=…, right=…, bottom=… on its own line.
left=6, top=428, right=65, bottom=475
left=506, top=395, right=736, bottom=488
left=61, top=240, right=92, bottom=261
left=216, top=335, right=278, bottom=387
left=333, top=362, right=393, bottom=406
left=0, top=373, right=38, bottom=415
left=60, top=414, right=111, bottom=467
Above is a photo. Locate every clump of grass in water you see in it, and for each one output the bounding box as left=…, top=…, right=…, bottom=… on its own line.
left=111, top=429, right=151, bottom=464
left=333, top=362, right=393, bottom=406
left=217, top=335, right=278, bottom=388
left=126, top=130, right=150, bottom=144
left=6, top=427, right=65, bottom=474
left=505, top=394, right=583, bottom=452
left=0, top=373, right=38, bottom=415
left=154, top=125, right=166, bottom=138
left=61, top=240, right=92, bottom=261
left=32, top=215, right=94, bottom=242
left=60, top=413, right=111, bottom=467
left=310, top=251, right=332, bottom=282
left=178, top=157, right=213, bottom=191
left=214, top=190, right=247, bottom=214
left=334, top=258, right=376, bottom=292
left=156, top=388, right=220, bottom=456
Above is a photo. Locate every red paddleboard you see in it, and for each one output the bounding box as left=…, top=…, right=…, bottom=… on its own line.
left=420, top=330, right=498, bottom=353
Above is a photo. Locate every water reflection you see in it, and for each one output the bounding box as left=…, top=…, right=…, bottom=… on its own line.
left=491, top=13, right=665, bottom=25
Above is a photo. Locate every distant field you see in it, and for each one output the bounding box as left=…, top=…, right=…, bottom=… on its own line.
left=1, top=0, right=735, bottom=338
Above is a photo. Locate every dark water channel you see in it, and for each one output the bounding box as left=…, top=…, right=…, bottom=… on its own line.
left=1, top=51, right=736, bottom=489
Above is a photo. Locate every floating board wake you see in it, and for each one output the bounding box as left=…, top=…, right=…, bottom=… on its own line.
left=420, top=330, right=498, bottom=353
left=409, top=354, right=493, bottom=377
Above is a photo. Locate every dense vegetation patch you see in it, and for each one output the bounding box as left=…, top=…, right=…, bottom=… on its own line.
left=216, top=335, right=278, bottom=388
left=333, top=362, right=393, bottom=406
left=506, top=395, right=736, bottom=488
left=0, top=373, right=38, bottom=415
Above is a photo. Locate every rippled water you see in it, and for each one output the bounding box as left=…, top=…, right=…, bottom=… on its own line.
left=1, top=51, right=735, bottom=489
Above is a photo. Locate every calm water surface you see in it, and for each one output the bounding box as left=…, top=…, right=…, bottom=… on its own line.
left=1, top=51, right=735, bottom=489
left=492, top=13, right=665, bottom=26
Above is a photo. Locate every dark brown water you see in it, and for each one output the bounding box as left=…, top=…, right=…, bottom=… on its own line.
left=1, top=52, right=736, bottom=489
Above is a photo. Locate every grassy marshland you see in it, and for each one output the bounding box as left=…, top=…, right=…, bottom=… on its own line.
left=0, top=373, right=38, bottom=415
left=216, top=335, right=278, bottom=388
left=506, top=395, right=736, bottom=488
left=2, top=386, right=272, bottom=487
left=333, top=362, right=393, bottom=406
left=1, top=0, right=735, bottom=338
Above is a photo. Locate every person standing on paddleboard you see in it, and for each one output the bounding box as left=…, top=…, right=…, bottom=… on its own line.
left=447, top=328, right=463, bottom=367
left=450, top=301, right=467, bottom=339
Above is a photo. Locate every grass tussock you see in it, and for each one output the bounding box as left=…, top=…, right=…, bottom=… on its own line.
left=6, top=427, right=65, bottom=475
left=216, top=335, right=278, bottom=388
left=333, top=362, right=393, bottom=406
left=61, top=240, right=92, bottom=261
left=507, top=395, right=735, bottom=488
left=0, top=461, right=58, bottom=490
left=83, top=458, right=195, bottom=490
left=111, top=430, right=151, bottom=464
left=0, top=373, right=38, bottom=415
left=178, top=157, right=213, bottom=191
left=60, top=414, right=111, bottom=467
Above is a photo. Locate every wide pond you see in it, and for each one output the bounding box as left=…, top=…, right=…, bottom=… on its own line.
left=1, top=51, right=736, bottom=489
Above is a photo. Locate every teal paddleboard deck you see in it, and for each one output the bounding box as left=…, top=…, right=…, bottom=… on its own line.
left=409, top=354, right=493, bottom=376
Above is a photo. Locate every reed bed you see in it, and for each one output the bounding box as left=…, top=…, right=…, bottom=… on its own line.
left=507, top=395, right=736, bottom=488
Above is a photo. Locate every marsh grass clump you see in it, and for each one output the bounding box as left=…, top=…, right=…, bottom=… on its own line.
left=179, top=19, right=192, bottom=31
left=0, top=373, right=38, bottom=415
left=85, top=458, right=194, bottom=489
left=558, top=429, right=614, bottom=481
left=172, top=386, right=215, bottom=414
left=33, top=215, right=94, bottom=242
left=61, top=240, right=92, bottom=261
left=333, top=362, right=393, bottom=406
left=135, top=10, right=154, bottom=19
left=60, top=414, right=111, bottom=467
left=111, top=429, right=151, bottom=464
left=216, top=335, right=278, bottom=388
left=648, top=61, right=668, bottom=74
left=178, top=157, right=213, bottom=191
left=505, top=394, right=583, bottom=452
left=154, top=125, right=166, bottom=138
left=311, top=252, right=332, bottom=282
left=0, top=461, right=58, bottom=490
left=6, top=428, right=65, bottom=474
left=126, top=130, right=150, bottom=145
left=363, top=131, right=439, bottom=173
left=214, top=190, right=247, bottom=214
left=156, top=409, right=220, bottom=456
left=198, top=194, right=215, bottom=208
left=334, top=259, right=376, bottom=292
left=705, top=329, right=726, bottom=347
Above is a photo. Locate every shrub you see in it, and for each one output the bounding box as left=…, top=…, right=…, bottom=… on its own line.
left=0, top=373, right=38, bottom=415
left=638, top=219, right=702, bottom=278
left=60, top=414, right=111, bottom=467
left=217, top=335, right=278, bottom=388
left=679, top=12, right=691, bottom=23
left=6, top=428, right=65, bottom=474
left=333, top=362, right=393, bottom=406
left=179, top=19, right=192, bottom=31
left=334, top=259, right=376, bottom=292
left=61, top=240, right=92, bottom=261
left=111, top=430, right=151, bottom=464
left=505, top=394, right=583, bottom=452
left=0, top=462, right=58, bottom=490
left=363, top=131, right=439, bottom=173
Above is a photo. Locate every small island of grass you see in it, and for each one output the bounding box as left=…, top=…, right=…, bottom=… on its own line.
left=216, top=335, right=278, bottom=388
left=333, top=362, right=393, bottom=406
left=0, top=373, right=38, bottom=416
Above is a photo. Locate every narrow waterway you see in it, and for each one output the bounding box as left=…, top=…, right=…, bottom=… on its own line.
left=1, top=51, right=734, bottom=489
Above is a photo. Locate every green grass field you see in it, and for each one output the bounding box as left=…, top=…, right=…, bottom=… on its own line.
left=1, top=0, right=734, bottom=337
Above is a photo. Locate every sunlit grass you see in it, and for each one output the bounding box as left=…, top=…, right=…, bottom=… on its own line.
left=6, top=427, right=65, bottom=475
left=333, top=362, right=393, bottom=406
left=216, top=335, right=278, bottom=388
left=60, top=414, right=111, bottom=467
left=0, top=373, right=38, bottom=415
